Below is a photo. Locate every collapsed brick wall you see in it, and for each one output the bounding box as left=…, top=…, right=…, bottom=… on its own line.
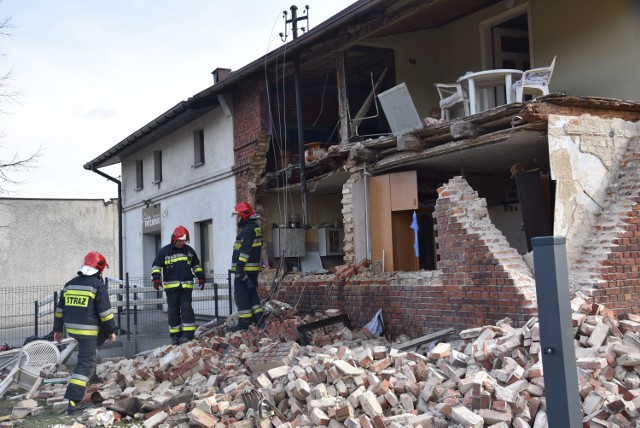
left=433, top=177, right=538, bottom=328
left=271, top=176, right=538, bottom=337
left=572, top=135, right=640, bottom=314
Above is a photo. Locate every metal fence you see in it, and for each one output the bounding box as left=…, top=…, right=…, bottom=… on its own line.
left=0, top=273, right=233, bottom=350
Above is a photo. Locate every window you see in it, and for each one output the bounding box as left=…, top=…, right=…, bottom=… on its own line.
left=194, top=129, right=205, bottom=166
left=153, top=151, right=162, bottom=183
left=198, top=220, right=213, bottom=276
left=135, top=160, right=143, bottom=190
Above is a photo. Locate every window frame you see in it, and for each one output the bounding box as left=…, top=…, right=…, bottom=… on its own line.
left=153, top=150, right=162, bottom=184
left=135, top=160, right=143, bottom=191
left=193, top=129, right=205, bottom=167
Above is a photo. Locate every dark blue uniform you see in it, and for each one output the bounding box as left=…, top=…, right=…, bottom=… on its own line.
left=54, top=273, right=116, bottom=404
left=231, top=217, right=264, bottom=328
left=151, top=243, right=204, bottom=343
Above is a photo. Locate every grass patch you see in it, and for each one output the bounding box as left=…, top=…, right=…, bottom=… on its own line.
left=0, top=393, right=140, bottom=427
left=0, top=395, right=76, bottom=428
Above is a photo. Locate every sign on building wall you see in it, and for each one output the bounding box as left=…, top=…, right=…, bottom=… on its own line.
left=143, top=205, right=161, bottom=234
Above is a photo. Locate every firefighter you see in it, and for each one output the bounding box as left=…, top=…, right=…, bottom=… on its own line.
left=151, top=225, right=205, bottom=345
left=53, top=251, right=117, bottom=414
left=229, top=202, right=264, bottom=331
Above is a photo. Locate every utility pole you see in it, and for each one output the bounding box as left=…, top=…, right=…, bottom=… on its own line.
left=281, top=5, right=309, bottom=227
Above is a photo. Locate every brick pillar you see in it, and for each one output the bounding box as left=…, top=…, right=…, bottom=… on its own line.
left=341, top=173, right=359, bottom=264
left=233, top=80, right=268, bottom=207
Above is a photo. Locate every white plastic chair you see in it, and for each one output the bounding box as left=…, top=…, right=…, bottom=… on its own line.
left=0, top=340, right=61, bottom=398
left=514, top=56, right=556, bottom=102
left=434, top=83, right=470, bottom=120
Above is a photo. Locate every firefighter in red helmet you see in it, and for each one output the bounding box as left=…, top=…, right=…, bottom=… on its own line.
left=151, top=225, right=206, bottom=345
left=229, top=202, right=265, bottom=331
left=53, top=251, right=117, bottom=413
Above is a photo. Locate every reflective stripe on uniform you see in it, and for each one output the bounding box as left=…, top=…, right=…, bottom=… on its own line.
left=67, top=328, right=98, bottom=336
left=100, top=313, right=114, bottom=323
left=69, top=375, right=88, bottom=387
left=66, top=323, right=99, bottom=331
left=169, top=325, right=182, bottom=333
left=164, top=282, right=194, bottom=290
left=252, top=306, right=264, bottom=314
left=164, top=255, right=189, bottom=264
left=238, top=311, right=253, bottom=319
left=64, top=284, right=98, bottom=293
left=65, top=289, right=96, bottom=299
left=243, top=263, right=261, bottom=272
left=182, top=323, right=196, bottom=332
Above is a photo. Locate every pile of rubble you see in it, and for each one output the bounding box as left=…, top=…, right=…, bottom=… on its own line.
left=4, top=292, right=640, bottom=427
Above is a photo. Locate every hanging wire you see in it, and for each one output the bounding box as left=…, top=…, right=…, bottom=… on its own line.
left=312, top=70, right=330, bottom=127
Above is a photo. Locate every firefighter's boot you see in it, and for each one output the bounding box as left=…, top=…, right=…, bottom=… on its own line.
left=253, top=313, right=266, bottom=329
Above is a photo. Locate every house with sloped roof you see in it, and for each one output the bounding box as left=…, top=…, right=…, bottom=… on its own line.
left=85, top=0, right=640, bottom=338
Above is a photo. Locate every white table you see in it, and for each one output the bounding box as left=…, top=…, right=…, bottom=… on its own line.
left=457, top=69, right=523, bottom=115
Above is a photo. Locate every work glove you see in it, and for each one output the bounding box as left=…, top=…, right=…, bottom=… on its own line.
left=238, top=273, right=255, bottom=290
left=198, top=277, right=206, bottom=290
left=153, top=279, right=163, bottom=291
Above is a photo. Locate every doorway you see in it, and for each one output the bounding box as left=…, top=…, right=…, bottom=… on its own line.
left=480, top=2, right=532, bottom=105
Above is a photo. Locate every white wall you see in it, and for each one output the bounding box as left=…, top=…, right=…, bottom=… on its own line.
left=121, top=108, right=233, bottom=206
left=0, top=198, right=118, bottom=288
left=124, top=180, right=237, bottom=279
left=119, top=106, right=237, bottom=280
left=0, top=198, right=119, bottom=329
left=530, top=0, right=640, bottom=100
left=0, top=198, right=119, bottom=285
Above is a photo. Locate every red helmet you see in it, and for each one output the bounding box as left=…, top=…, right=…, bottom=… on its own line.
left=79, top=251, right=109, bottom=276
left=233, top=202, right=254, bottom=221
left=171, top=225, right=190, bottom=244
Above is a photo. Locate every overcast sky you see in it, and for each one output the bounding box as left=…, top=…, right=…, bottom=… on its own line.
left=1, top=1, right=356, bottom=200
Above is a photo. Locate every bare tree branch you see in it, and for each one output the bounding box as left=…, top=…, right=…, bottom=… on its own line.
left=0, top=15, right=38, bottom=194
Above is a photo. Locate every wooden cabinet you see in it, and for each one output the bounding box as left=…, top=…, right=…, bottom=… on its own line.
left=370, top=170, right=419, bottom=272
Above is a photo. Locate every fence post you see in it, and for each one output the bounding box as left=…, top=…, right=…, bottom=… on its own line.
left=34, top=300, right=39, bottom=337
left=125, top=272, right=131, bottom=340
left=114, top=278, right=123, bottom=335
left=214, top=278, right=219, bottom=320
left=228, top=270, right=233, bottom=314
left=53, top=291, right=58, bottom=336
left=133, top=281, right=138, bottom=334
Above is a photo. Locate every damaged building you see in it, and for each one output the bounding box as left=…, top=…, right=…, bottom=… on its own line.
left=84, top=0, right=640, bottom=339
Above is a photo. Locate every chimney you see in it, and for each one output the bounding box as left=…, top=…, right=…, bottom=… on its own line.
left=212, top=67, right=231, bottom=84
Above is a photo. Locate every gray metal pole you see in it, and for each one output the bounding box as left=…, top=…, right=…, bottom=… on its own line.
left=531, top=236, right=581, bottom=428
left=289, top=5, right=308, bottom=228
